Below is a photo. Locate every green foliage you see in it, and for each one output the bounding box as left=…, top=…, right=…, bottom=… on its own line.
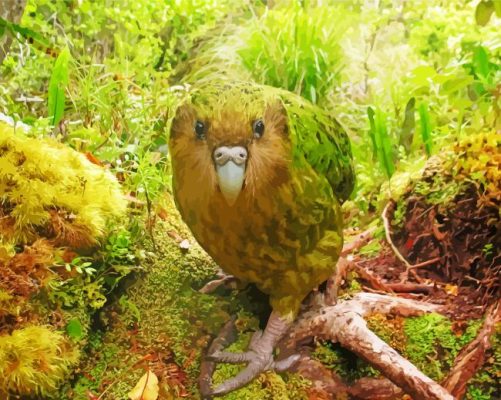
left=368, top=107, right=395, bottom=179
left=238, top=5, right=348, bottom=103
left=418, top=103, right=433, bottom=157
left=48, top=46, right=71, bottom=125
left=404, top=313, right=481, bottom=381
left=0, top=15, right=49, bottom=48
left=65, top=318, right=84, bottom=341
left=0, top=326, right=79, bottom=396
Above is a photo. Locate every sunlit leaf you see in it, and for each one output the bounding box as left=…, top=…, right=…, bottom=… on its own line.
left=66, top=318, right=84, bottom=340
left=48, top=46, right=71, bottom=126
left=410, top=65, right=436, bottom=87
left=472, top=46, right=491, bottom=80
left=418, top=103, right=433, bottom=157
left=475, top=0, right=495, bottom=26
left=373, top=108, right=395, bottom=179
left=128, top=370, right=159, bottom=400
left=495, top=1, right=501, bottom=16
left=440, top=75, right=474, bottom=95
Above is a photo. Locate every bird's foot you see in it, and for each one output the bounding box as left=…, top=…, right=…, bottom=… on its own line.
left=201, top=313, right=299, bottom=398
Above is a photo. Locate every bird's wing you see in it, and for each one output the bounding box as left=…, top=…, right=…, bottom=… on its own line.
left=279, top=92, right=355, bottom=203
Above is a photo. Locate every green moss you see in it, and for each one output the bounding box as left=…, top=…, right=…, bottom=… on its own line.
left=0, top=326, right=79, bottom=397
left=312, top=341, right=379, bottom=382
left=404, top=313, right=481, bottom=381
left=366, top=313, right=407, bottom=353
left=465, top=323, right=501, bottom=400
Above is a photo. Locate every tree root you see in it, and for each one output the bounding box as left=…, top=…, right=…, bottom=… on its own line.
left=286, top=293, right=454, bottom=400
left=442, top=300, right=501, bottom=398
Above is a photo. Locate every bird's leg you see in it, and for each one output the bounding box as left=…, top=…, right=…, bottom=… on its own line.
left=206, top=311, right=299, bottom=396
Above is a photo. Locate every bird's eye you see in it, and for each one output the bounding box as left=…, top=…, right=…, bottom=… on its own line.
left=253, top=119, right=265, bottom=139
left=194, top=120, right=206, bottom=140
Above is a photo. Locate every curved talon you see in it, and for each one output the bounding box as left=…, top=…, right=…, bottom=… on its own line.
left=210, top=355, right=272, bottom=396
left=273, top=354, right=301, bottom=372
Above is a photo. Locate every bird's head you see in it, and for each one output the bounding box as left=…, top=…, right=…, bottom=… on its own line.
left=170, top=83, right=291, bottom=208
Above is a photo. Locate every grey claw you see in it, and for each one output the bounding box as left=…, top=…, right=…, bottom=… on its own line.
left=210, top=359, right=266, bottom=396
left=273, top=354, right=301, bottom=372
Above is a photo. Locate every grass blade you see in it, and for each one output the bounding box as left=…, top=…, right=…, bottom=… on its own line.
left=48, top=46, right=71, bottom=126
left=373, top=108, right=395, bottom=179
left=418, top=103, right=433, bottom=157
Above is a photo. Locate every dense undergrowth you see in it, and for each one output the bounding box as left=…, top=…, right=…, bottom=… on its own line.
left=0, top=0, right=500, bottom=399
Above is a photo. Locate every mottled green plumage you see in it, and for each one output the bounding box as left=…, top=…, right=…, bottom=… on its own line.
left=170, top=80, right=354, bottom=318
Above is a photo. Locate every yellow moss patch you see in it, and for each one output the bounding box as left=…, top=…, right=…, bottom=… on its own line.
left=0, top=326, right=79, bottom=397
left=0, top=122, right=126, bottom=248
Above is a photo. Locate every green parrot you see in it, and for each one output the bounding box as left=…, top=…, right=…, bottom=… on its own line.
left=169, top=80, right=355, bottom=396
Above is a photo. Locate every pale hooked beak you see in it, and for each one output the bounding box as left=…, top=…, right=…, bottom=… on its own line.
left=213, top=146, right=247, bottom=206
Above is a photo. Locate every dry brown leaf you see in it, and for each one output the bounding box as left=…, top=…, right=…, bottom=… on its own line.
left=445, top=284, right=459, bottom=296
left=128, top=370, right=159, bottom=400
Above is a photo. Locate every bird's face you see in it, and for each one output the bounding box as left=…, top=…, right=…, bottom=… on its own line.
left=170, top=91, right=291, bottom=208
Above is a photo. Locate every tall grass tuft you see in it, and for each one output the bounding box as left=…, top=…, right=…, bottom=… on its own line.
left=237, top=6, right=350, bottom=103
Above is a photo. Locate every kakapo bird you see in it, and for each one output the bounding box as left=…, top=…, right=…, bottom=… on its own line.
left=169, top=80, right=354, bottom=396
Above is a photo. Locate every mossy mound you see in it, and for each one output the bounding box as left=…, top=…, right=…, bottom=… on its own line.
left=0, top=122, right=128, bottom=398
left=0, top=122, right=126, bottom=248
left=392, top=131, right=500, bottom=312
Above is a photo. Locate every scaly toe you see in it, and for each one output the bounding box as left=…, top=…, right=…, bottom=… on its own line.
left=210, top=352, right=273, bottom=396
left=206, top=350, right=254, bottom=364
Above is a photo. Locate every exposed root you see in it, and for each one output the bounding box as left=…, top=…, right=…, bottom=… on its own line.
left=442, top=300, right=501, bottom=399
left=287, top=293, right=454, bottom=400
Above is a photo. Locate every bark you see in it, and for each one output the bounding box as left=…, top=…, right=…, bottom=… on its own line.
left=287, top=293, right=454, bottom=400
left=442, top=300, right=501, bottom=399
left=0, top=0, right=27, bottom=64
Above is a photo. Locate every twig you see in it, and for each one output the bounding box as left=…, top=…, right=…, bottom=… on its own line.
left=341, top=226, right=376, bottom=256
left=407, top=257, right=441, bottom=270
left=382, top=201, right=439, bottom=281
